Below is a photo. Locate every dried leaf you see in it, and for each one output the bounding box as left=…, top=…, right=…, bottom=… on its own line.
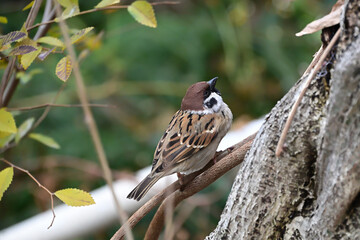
left=296, top=0, right=344, bottom=37
left=21, top=46, right=42, bottom=70
left=95, top=0, right=120, bottom=8
left=1, top=31, right=27, bottom=46
left=0, top=167, right=13, bottom=201
left=55, top=188, right=95, bottom=207
left=128, top=1, right=157, bottom=28
left=29, top=133, right=60, bottom=149
left=0, top=108, right=17, bottom=138
left=37, top=36, right=64, bottom=47
left=70, top=27, right=94, bottom=44
left=9, top=45, right=37, bottom=56
left=55, top=56, right=73, bottom=82
left=38, top=47, right=55, bottom=61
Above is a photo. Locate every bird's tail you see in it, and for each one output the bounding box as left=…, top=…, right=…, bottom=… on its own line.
left=127, top=174, right=164, bottom=201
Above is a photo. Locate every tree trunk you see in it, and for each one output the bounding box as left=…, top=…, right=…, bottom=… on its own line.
left=206, top=1, right=360, bottom=239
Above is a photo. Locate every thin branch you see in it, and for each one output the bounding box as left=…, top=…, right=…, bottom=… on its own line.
left=0, top=0, right=42, bottom=107
left=27, top=1, right=180, bottom=31
left=110, top=133, right=256, bottom=240
left=275, top=28, right=341, bottom=156
left=7, top=103, right=117, bottom=111
left=33, top=82, right=67, bottom=129
left=144, top=137, right=254, bottom=240
left=1, top=158, right=56, bottom=229
left=54, top=2, right=134, bottom=240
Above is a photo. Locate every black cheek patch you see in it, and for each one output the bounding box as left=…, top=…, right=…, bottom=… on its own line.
left=206, top=98, right=217, bottom=108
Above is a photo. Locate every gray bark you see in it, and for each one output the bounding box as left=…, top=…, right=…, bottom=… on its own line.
left=206, top=1, right=360, bottom=239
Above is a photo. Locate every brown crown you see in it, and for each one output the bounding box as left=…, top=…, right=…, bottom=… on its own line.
left=180, top=81, right=209, bottom=111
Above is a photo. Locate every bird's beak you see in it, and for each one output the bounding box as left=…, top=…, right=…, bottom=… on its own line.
left=207, top=77, right=218, bottom=90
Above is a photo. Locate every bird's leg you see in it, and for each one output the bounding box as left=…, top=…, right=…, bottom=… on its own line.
left=177, top=172, right=185, bottom=191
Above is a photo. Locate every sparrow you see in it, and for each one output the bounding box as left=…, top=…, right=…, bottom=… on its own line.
left=127, top=77, right=233, bottom=201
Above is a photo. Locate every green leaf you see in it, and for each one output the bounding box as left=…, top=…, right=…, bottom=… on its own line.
left=0, top=108, right=17, bottom=138
left=37, top=36, right=64, bottom=47
left=0, top=134, right=15, bottom=148
left=70, top=27, right=94, bottom=44
left=0, top=16, right=8, bottom=24
left=15, top=118, right=34, bottom=143
left=128, top=1, right=157, bottom=28
left=1, top=31, right=27, bottom=46
left=23, top=1, right=34, bottom=11
left=95, top=0, right=120, bottom=8
left=55, top=55, right=73, bottom=82
left=20, top=46, right=42, bottom=70
left=0, top=167, right=13, bottom=201
left=55, top=0, right=79, bottom=20
left=9, top=45, right=37, bottom=56
left=55, top=188, right=95, bottom=207
left=29, top=133, right=60, bottom=149
left=16, top=69, right=43, bottom=84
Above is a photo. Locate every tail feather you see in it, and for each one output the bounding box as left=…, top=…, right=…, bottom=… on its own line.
left=127, top=174, right=163, bottom=201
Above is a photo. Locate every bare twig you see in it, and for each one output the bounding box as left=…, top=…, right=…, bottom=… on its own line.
left=1, top=158, right=56, bottom=229
left=275, top=28, right=341, bottom=156
left=27, top=1, right=180, bottom=31
left=33, top=82, right=67, bottom=129
left=7, top=103, right=117, bottom=111
left=54, top=2, right=133, bottom=240
left=111, top=133, right=256, bottom=240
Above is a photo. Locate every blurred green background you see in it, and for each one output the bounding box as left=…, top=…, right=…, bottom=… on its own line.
left=0, top=0, right=332, bottom=239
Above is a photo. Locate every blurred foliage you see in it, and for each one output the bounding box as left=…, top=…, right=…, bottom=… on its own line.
left=0, top=0, right=334, bottom=239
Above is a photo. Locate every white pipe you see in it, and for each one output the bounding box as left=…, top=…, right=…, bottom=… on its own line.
left=0, top=118, right=263, bottom=240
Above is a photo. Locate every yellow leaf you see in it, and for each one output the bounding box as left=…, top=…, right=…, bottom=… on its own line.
left=0, top=16, right=8, bottom=24
left=128, top=1, right=157, bottom=28
left=1, top=31, right=27, bottom=46
left=16, top=37, right=37, bottom=47
left=15, top=118, right=34, bottom=143
left=70, top=27, right=94, bottom=44
left=9, top=45, right=37, bottom=56
left=55, top=188, right=95, bottom=207
left=37, top=36, right=64, bottom=47
left=55, top=0, right=80, bottom=20
left=23, top=1, right=34, bottom=11
left=0, top=109, right=17, bottom=138
left=55, top=56, right=73, bottom=82
left=21, top=46, right=42, bottom=70
left=29, top=133, right=60, bottom=149
left=0, top=167, right=13, bottom=201
left=95, top=0, right=120, bottom=8
left=57, top=0, right=74, bottom=8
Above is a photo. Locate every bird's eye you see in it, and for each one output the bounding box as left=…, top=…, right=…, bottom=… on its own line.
left=204, top=89, right=211, bottom=99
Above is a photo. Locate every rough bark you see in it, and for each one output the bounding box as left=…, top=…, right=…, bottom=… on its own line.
left=206, top=1, right=360, bottom=239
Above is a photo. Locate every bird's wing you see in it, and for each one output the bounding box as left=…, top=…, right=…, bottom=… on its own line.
left=150, top=110, right=221, bottom=174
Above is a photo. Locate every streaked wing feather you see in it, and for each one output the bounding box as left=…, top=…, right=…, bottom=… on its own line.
left=151, top=111, right=220, bottom=174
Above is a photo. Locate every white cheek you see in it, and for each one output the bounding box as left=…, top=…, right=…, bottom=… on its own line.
left=204, top=92, right=224, bottom=112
